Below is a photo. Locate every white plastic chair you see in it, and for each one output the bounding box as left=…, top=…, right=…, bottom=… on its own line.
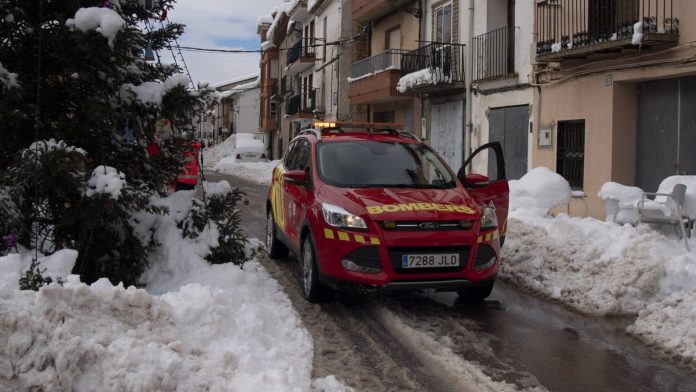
left=638, top=183, right=690, bottom=251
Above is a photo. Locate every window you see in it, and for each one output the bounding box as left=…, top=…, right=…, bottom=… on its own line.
left=556, top=120, right=585, bottom=189
left=435, top=3, right=452, bottom=43
left=270, top=59, right=279, bottom=79
left=373, top=111, right=395, bottom=123
left=270, top=101, right=277, bottom=117
left=386, top=26, right=401, bottom=50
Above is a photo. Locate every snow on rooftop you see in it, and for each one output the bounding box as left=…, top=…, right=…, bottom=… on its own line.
left=214, top=73, right=259, bottom=89
left=219, top=79, right=260, bottom=99
left=257, top=14, right=273, bottom=27
left=65, top=7, right=126, bottom=48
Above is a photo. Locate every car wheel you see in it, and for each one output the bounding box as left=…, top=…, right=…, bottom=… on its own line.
left=266, top=211, right=288, bottom=259
left=458, top=280, right=495, bottom=301
left=301, top=234, right=335, bottom=303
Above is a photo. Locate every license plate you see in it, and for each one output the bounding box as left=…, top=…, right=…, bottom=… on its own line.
left=242, top=152, right=257, bottom=158
left=401, top=253, right=459, bottom=268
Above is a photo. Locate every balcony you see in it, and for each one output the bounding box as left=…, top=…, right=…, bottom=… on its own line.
left=287, top=91, right=315, bottom=122
left=536, top=0, right=679, bottom=62
left=287, top=38, right=315, bottom=75
left=399, top=42, right=466, bottom=94
left=353, top=0, right=415, bottom=23
left=472, top=27, right=515, bottom=82
left=349, top=49, right=412, bottom=105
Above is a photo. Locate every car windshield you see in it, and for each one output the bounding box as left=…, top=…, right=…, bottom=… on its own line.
left=316, top=140, right=456, bottom=188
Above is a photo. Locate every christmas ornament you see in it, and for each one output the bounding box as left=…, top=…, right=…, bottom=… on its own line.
left=123, top=119, right=135, bottom=143
left=160, top=9, right=168, bottom=21
left=3, top=232, right=18, bottom=254
left=144, top=40, right=155, bottom=62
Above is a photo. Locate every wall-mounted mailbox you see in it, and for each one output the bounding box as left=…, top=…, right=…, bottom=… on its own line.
left=539, top=128, right=552, bottom=147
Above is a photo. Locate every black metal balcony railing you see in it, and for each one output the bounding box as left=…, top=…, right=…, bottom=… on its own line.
left=536, top=0, right=677, bottom=56
left=286, top=90, right=315, bottom=116
left=288, top=38, right=316, bottom=64
left=288, top=40, right=302, bottom=64
left=350, top=49, right=409, bottom=79
left=401, top=42, right=466, bottom=86
left=472, top=26, right=515, bottom=82
left=303, top=37, right=315, bottom=57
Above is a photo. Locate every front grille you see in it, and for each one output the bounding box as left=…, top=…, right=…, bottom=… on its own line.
left=381, top=220, right=473, bottom=231
left=388, top=246, right=470, bottom=274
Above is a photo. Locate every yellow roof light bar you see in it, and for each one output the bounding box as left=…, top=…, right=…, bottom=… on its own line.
left=313, top=121, right=337, bottom=129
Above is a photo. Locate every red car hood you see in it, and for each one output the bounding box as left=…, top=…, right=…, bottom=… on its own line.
left=320, top=186, right=481, bottom=221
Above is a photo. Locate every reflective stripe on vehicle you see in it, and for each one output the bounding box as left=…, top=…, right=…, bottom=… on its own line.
left=178, top=175, right=197, bottom=179
left=323, top=228, right=380, bottom=245
left=477, top=230, right=499, bottom=244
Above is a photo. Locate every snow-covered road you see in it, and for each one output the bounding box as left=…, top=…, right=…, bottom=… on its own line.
left=210, top=172, right=696, bottom=392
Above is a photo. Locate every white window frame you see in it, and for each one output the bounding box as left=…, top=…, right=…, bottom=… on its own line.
left=433, top=2, right=453, bottom=43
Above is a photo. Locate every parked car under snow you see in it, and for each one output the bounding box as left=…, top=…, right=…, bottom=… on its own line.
left=232, top=133, right=267, bottom=161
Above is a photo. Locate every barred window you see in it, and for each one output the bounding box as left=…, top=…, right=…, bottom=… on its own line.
left=556, top=120, right=585, bottom=189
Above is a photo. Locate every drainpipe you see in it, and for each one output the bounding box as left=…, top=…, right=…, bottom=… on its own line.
left=464, top=0, right=475, bottom=165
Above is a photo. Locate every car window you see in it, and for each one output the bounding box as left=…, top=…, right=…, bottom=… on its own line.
left=316, top=140, right=456, bottom=188
left=284, top=141, right=300, bottom=170
left=296, top=140, right=311, bottom=171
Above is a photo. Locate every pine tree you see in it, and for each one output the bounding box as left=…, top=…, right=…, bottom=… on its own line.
left=0, top=0, right=221, bottom=285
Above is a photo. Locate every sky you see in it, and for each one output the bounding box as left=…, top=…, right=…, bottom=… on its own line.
left=159, top=0, right=286, bottom=86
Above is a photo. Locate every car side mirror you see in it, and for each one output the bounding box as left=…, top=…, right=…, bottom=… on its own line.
left=283, top=170, right=307, bottom=186
left=462, top=173, right=489, bottom=187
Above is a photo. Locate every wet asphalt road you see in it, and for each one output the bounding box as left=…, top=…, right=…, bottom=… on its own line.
left=207, top=172, right=696, bottom=392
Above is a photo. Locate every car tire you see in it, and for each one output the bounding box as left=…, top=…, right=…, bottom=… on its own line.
left=266, top=211, right=289, bottom=259
left=458, top=280, right=495, bottom=301
left=301, top=234, right=335, bottom=303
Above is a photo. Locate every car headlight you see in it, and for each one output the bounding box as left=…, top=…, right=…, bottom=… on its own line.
left=322, top=203, right=367, bottom=230
left=480, top=203, right=498, bottom=230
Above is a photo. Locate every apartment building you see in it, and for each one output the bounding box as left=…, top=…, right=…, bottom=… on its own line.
left=532, top=0, right=696, bottom=217
left=470, top=0, right=535, bottom=181
left=349, top=0, right=422, bottom=136
left=215, top=74, right=260, bottom=135
left=257, top=12, right=281, bottom=158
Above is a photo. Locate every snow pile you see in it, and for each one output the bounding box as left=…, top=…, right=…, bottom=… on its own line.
left=632, top=21, right=644, bottom=45
left=508, top=167, right=572, bottom=215
left=0, top=186, right=316, bottom=391
left=397, top=68, right=450, bottom=93
left=120, top=74, right=190, bottom=106
left=85, top=166, right=126, bottom=199
left=551, top=42, right=562, bottom=53
left=501, top=211, right=674, bottom=315
left=0, top=62, right=19, bottom=89
left=628, top=291, right=696, bottom=366
left=0, top=250, right=78, bottom=291
left=213, top=160, right=280, bottom=186
left=66, top=7, right=126, bottom=48
left=657, top=176, right=696, bottom=219
left=504, top=180, right=696, bottom=363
